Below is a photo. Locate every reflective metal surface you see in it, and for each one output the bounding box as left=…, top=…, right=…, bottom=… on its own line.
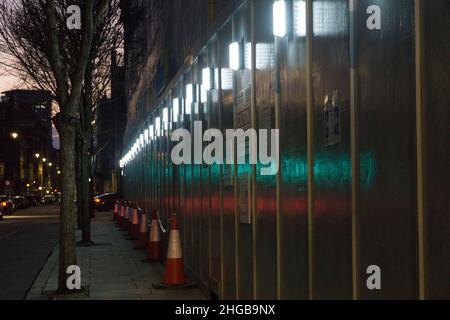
left=357, top=0, right=417, bottom=299
left=120, top=0, right=450, bottom=299
left=423, top=0, right=450, bottom=299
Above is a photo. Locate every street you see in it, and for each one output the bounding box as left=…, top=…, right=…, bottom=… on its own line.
left=0, top=205, right=59, bottom=300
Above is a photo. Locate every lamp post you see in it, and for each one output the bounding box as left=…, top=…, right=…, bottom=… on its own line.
left=10, top=132, right=20, bottom=194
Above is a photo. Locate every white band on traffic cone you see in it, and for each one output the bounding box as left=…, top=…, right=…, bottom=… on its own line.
left=150, top=219, right=160, bottom=242
left=132, top=209, right=139, bottom=224
left=140, top=214, right=149, bottom=233
left=167, top=230, right=183, bottom=259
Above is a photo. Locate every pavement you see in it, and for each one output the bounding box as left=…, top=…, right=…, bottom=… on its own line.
left=0, top=205, right=59, bottom=300
left=26, top=211, right=206, bottom=300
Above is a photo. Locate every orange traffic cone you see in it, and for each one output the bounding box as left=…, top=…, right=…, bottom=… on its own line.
left=152, top=213, right=196, bottom=290
left=113, top=201, right=119, bottom=221
left=129, top=208, right=140, bottom=240
left=143, top=210, right=163, bottom=263
left=117, top=203, right=125, bottom=226
left=135, top=210, right=149, bottom=249
left=123, top=204, right=131, bottom=230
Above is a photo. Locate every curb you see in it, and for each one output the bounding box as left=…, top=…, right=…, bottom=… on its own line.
left=25, top=244, right=59, bottom=300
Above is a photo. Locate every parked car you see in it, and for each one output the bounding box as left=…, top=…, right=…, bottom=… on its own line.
left=13, top=196, right=30, bottom=209
left=0, top=195, right=15, bottom=215
left=93, top=193, right=118, bottom=211
left=42, top=195, right=57, bottom=204
left=24, top=194, right=39, bottom=206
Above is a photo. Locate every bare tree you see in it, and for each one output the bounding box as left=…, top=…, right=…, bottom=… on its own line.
left=0, top=0, right=113, bottom=293
left=76, top=1, right=123, bottom=246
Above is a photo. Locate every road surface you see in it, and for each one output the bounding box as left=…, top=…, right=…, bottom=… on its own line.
left=0, top=205, right=59, bottom=300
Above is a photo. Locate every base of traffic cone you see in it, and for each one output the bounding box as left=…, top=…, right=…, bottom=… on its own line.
left=122, top=218, right=129, bottom=230
left=134, top=232, right=149, bottom=250
left=142, top=241, right=163, bottom=263
left=130, top=224, right=139, bottom=240
left=162, top=258, right=186, bottom=286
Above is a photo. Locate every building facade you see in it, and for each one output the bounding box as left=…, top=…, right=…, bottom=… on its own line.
left=0, top=90, right=58, bottom=196
left=94, top=51, right=127, bottom=194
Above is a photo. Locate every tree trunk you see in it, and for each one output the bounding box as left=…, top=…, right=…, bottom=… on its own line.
left=80, top=141, right=92, bottom=244
left=58, top=121, right=78, bottom=293
left=76, top=139, right=83, bottom=230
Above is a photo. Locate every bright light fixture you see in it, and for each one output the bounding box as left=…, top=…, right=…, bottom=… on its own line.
left=185, top=84, right=193, bottom=115
left=294, top=0, right=306, bottom=37
left=155, top=117, right=161, bottom=137
left=173, top=99, right=179, bottom=123
left=149, top=125, right=154, bottom=140
left=273, top=0, right=288, bottom=37
left=229, top=42, right=241, bottom=70
left=163, top=108, right=169, bottom=131
left=202, top=68, right=211, bottom=90
left=220, top=68, right=234, bottom=90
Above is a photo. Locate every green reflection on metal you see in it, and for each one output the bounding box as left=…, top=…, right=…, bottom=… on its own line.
left=257, top=151, right=375, bottom=189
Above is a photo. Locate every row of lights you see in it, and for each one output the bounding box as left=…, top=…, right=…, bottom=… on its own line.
left=120, top=0, right=293, bottom=169
left=34, top=153, right=55, bottom=167
left=11, top=132, right=56, bottom=168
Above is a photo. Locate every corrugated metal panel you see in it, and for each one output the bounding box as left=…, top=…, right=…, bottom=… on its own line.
left=357, top=0, right=417, bottom=299
left=422, top=0, right=450, bottom=299
left=233, top=1, right=254, bottom=300
left=278, top=0, right=309, bottom=301
left=218, top=21, right=238, bottom=300
left=120, top=0, right=450, bottom=300
left=254, top=0, right=277, bottom=300
left=311, top=0, right=352, bottom=299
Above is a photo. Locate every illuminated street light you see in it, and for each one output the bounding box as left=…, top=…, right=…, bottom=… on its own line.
left=10, top=132, right=19, bottom=139
left=42, top=158, right=47, bottom=162
left=35, top=153, right=40, bottom=159
left=48, top=162, right=53, bottom=167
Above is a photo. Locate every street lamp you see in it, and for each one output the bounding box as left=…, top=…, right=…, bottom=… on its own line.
left=42, top=158, right=47, bottom=162
left=35, top=153, right=40, bottom=159
left=10, top=132, right=20, bottom=194
left=48, top=162, right=53, bottom=167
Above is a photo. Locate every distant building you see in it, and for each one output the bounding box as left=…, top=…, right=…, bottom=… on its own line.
left=0, top=90, right=59, bottom=195
left=94, top=51, right=127, bottom=194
